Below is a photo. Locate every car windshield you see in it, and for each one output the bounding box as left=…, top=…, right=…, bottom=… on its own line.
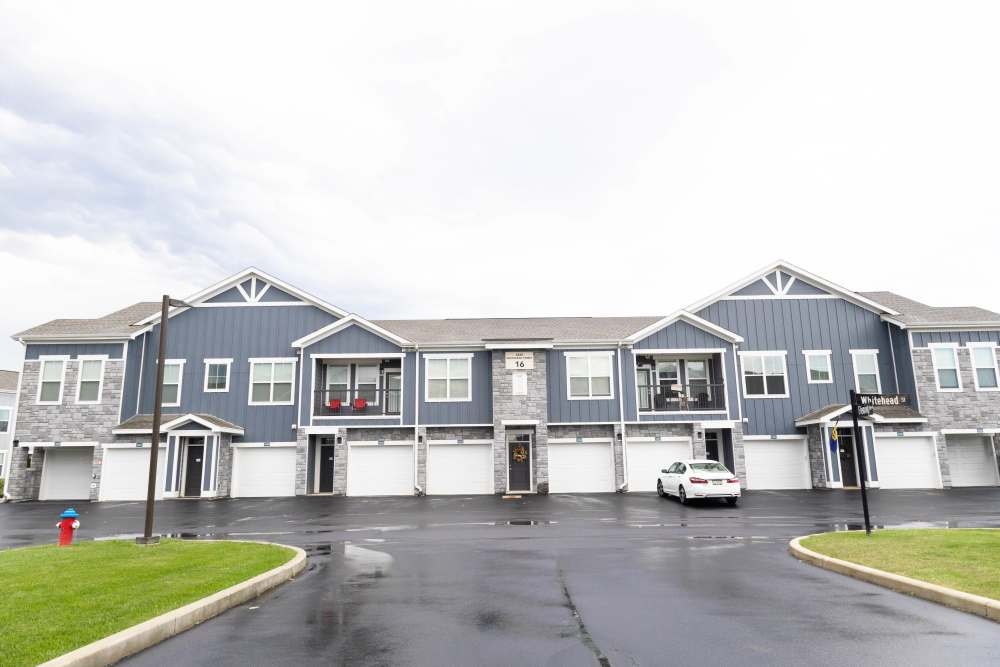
left=690, top=462, right=729, bottom=473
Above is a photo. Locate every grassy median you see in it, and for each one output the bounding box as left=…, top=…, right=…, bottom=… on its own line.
left=801, top=529, right=1000, bottom=601
left=0, top=539, right=294, bottom=666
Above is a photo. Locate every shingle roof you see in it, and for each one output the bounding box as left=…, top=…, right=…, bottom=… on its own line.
left=859, top=291, right=1000, bottom=327
left=372, top=316, right=662, bottom=345
left=115, top=413, right=243, bottom=432
left=14, top=302, right=161, bottom=340
left=796, top=403, right=925, bottom=424
left=0, top=370, right=18, bottom=392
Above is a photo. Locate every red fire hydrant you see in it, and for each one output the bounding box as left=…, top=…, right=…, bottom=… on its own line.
left=57, top=508, right=80, bottom=547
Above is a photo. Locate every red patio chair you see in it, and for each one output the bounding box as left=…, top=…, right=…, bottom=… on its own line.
left=328, top=398, right=342, bottom=412
left=352, top=398, right=368, bottom=411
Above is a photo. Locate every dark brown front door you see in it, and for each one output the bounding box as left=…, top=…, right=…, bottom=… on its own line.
left=319, top=445, right=335, bottom=493
left=184, top=444, right=204, bottom=497
left=839, top=433, right=858, bottom=487
left=507, top=433, right=532, bottom=492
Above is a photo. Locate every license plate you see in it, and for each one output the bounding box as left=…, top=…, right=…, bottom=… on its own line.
left=712, top=480, right=723, bottom=485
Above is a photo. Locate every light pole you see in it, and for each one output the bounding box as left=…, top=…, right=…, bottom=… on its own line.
left=136, top=295, right=190, bottom=545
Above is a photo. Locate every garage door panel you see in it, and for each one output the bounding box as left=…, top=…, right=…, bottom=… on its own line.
left=100, top=448, right=166, bottom=501
left=427, top=444, right=493, bottom=495
left=232, top=447, right=297, bottom=498
left=626, top=440, right=691, bottom=492
left=39, top=448, right=94, bottom=500
left=874, top=436, right=940, bottom=489
left=745, top=439, right=811, bottom=490
left=347, top=444, right=414, bottom=496
left=549, top=442, right=615, bottom=493
left=948, top=436, right=999, bottom=487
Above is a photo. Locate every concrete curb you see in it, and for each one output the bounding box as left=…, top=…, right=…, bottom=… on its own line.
left=40, top=540, right=307, bottom=667
left=789, top=533, right=1000, bottom=623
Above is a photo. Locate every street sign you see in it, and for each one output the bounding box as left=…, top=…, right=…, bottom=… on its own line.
left=848, top=390, right=874, bottom=536
left=855, top=393, right=911, bottom=408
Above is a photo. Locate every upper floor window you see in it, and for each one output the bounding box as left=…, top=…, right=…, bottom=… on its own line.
left=76, top=357, right=105, bottom=403
left=162, top=360, right=185, bottom=406
left=803, top=350, right=832, bottom=384
left=326, top=364, right=349, bottom=402
left=0, top=407, right=10, bottom=433
left=969, top=343, right=999, bottom=391
left=203, top=359, right=232, bottom=393
left=426, top=354, right=471, bottom=402
left=929, top=345, right=960, bottom=391
left=740, top=352, right=788, bottom=398
left=356, top=365, right=379, bottom=404
left=566, top=352, right=613, bottom=400
left=249, top=358, right=295, bottom=405
left=850, top=350, right=882, bottom=394
left=37, top=357, right=67, bottom=404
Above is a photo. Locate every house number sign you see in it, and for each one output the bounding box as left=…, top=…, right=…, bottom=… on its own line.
left=505, top=351, right=534, bottom=370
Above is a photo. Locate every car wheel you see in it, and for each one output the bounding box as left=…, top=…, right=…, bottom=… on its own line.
left=678, top=486, right=688, bottom=505
left=726, top=497, right=739, bottom=506
left=657, top=480, right=667, bottom=498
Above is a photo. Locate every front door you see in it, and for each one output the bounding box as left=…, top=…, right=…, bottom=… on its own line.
left=705, top=432, right=721, bottom=462
left=319, top=445, right=335, bottom=493
left=838, top=432, right=858, bottom=487
left=183, top=444, right=204, bottom=497
left=507, top=432, right=532, bottom=492
left=385, top=372, right=401, bottom=415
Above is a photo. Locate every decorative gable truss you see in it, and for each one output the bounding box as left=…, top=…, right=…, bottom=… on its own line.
left=205, top=276, right=304, bottom=305
left=729, top=270, right=828, bottom=298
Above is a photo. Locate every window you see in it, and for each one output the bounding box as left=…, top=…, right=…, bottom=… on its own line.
left=686, top=359, right=710, bottom=393
left=203, top=359, right=232, bottom=392
left=76, top=357, right=105, bottom=403
left=740, top=352, right=788, bottom=397
left=326, top=364, right=349, bottom=402
left=566, top=352, right=613, bottom=399
left=425, top=354, right=471, bottom=402
left=929, top=346, right=960, bottom=391
left=0, top=407, right=9, bottom=432
left=356, top=365, right=379, bottom=404
left=850, top=350, right=882, bottom=394
left=249, top=359, right=295, bottom=405
left=161, top=360, right=185, bottom=406
left=803, top=350, right=832, bottom=384
left=37, top=357, right=67, bottom=404
left=969, top=344, right=999, bottom=391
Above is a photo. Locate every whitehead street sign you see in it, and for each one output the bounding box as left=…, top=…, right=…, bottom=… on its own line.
left=853, top=393, right=911, bottom=417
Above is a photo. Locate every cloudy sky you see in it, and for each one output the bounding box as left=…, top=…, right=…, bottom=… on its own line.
left=1, top=2, right=998, bottom=369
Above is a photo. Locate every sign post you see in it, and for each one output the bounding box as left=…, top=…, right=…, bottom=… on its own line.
left=848, top=389, right=873, bottom=536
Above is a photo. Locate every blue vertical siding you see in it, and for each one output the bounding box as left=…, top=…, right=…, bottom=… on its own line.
left=417, top=351, right=492, bottom=424
left=912, top=330, right=1000, bottom=347
left=25, top=342, right=125, bottom=360
left=632, top=320, right=733, bottom=350
left=889, top=324, right=916, bottom=398
left=547, top=349, right=621, bottom=422
left=303, top=324, right=402, bottom=354
left=121, top=336, right=145, bottom=420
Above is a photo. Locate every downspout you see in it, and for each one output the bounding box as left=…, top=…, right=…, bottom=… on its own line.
left=616, top=345, right=629, bottom=491
left=413, top=347, right=422, bottom=495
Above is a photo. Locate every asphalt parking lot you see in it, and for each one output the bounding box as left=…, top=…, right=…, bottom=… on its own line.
left=3, top=489, right=1000, bottom=666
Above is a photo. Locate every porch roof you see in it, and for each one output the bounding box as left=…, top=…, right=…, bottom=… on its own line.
left=113, top=413, right=245, bottom=435
left=795, top=403, right=926, bottom=427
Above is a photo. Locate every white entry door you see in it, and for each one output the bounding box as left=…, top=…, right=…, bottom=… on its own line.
left=100, top=447, right=166, bottom=501
left=873, top=435, right=941, bottom=489
left=548, top=441, right=615, bottom=493
left=947, top=435, right=999, bottom=487
left=626, top=439, right=692, bottom=492
left=39, top=447, right=93, bottom=500
left=347, top=442, right=414, bottom=496
left=232, top=447, right=297, bottom=498
left=426, top=443, right=494, bottom=495
left=744, top=438, right=811, bottom=489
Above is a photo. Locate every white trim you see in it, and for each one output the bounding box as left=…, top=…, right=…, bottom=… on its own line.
left=738, top=351, right=790, bottom=399
left=548, top=437, right=613, bottom=444
left=203, top=358, right=233, bottom=393
left=547, top=421, right=622, bottom=426
left=873, top=430, right=938, bottom=437
left=74, top=356, right=106, bottom=404
left=626, top=436, right=691, bottom=443
left=719, top=294, right=841, bottom=301
left=886, top=322, right=900, bottom=392
left=422, top=352, right=475, bottom=359
left=195, top=301, right=313, bottom=308
left=802, top=350, right=833, bottom=385
left=36, top=356, right=69, bottom=405
left=160, top=359, right=186, bottom=407
left=637, top=410, right=729, bottom=416
left=26, top=440, right=98, bottom=447
left=291, top=313, right=411, bottom=349
left=424, top=354, right=472, bottom=403
left=625, top=311, right=744, bottom=344
left=230, top=441, right=297, bottom=448
left=966, top=342, right=1000, bottom=392
left=633, top=348, right=727, bottom=356
left=427, top=439, right=493, bottom=445
left=927, top=343, right=962, bottom=392
left=743, top=434, right=807, bottom=440
left=348, top=439, right=415, bottom=447
left=502, top=419, right=539, bottom=426
left=483, top=342, right=555, bottom=350
left=310, top=352, right=406, bottom=360
left=312, top=415, right=404, bottom=421
left=565, top=351, right=615, bottom=401
left=849, top=349, right=883, bottom=394
left=940, top=427, right=1000, bottom=435
left=908, top=330, right=921, bottom=412
left=247, top=358, right=297, bottom=406
left=100, top=442, right=168, bottom=449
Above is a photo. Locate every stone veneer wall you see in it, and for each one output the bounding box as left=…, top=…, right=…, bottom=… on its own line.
left=806, top=425, right=829, bottom=487
left=215, top=434, right=233, bottom=497
left=492, top=351, right=548, bottom=493
left=294, top=429, right=309, bottom=495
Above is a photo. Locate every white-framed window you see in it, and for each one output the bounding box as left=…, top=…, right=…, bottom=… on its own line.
left=968, top=343, right=1000, bottom=391
left=425, top=354, right=472, bottom=402
left=849, top=349, right=882, bottom=394
left=75, top=356, right=106, bottom=403
left=161, top=360, right=186, bottom=406
left=355, top=365, right=379, bottom=405
left=0, top=407, right=10, bottom=433
left=326, top=364, right=350, bottom=402
left=740, top=351, right=789, bottom=398
left=203, top=358, right=232, bottom=393
left=802, top=350, right=833, bottom=384
left=36, top=356, right=68, bottom=404
left=249, top=358, right=296, bottom=405
left=566, top=351, right=614, bottom=400
left=928, top=345, right=961, bottom=392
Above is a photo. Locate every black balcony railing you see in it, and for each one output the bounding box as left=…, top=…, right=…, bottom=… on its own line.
left=637, top=383, right=725, bottom=412
left=315, top=388, right=402, bottom=416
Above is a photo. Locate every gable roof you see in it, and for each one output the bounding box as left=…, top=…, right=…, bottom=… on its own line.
left=372, top=316, right=661, bottom=346
left=292, top=314, right=413, bottom=349
left=13, top=302, right=161, bottom=342
left=113, top=413, right=244, bottom=435
left=858, top=291, right=1000, bottom=328
left=794, top=403, right=926, bottom=426
left=624, top=311, right=743, bottom=344
left=685, top=260, right=900, bottom=317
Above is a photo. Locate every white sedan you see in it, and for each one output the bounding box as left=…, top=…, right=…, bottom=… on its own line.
left=657, top=459, right=741, bottom=505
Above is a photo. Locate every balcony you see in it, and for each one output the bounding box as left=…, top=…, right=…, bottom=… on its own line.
left=314, top=388, right=402, bottom=417
left=637, top=382, right=726, bottom=413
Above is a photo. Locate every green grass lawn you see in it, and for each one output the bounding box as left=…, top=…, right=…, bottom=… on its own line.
left=0, top=539, right=294, bottom=667
left=801, top=529, right=1000, bottom=601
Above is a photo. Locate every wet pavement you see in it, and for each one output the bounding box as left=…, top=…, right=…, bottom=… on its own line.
left=2, top=489, right=1000, bottom=665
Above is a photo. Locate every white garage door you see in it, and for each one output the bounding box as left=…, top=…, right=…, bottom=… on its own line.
left=874, top=435, right=941, bottom=489
left=39, top=447, right=94, bottom=500
left=232, top=447, right=297, bottom=498
left=426, top=443, right=494, bottom=495
left=548, top=441, right=615, bottom=493
left=347, top=442, right=414, bottom=496
left=744, top=438, right=811, bottom=489
left=100, top=447, right=166, bottom=501
left=626, top=439, right=692, bottom=492
left=947, top=435, right=999, bottom=487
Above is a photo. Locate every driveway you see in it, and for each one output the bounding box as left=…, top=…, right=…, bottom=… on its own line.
left=3, top=489, right=999, bottom=665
